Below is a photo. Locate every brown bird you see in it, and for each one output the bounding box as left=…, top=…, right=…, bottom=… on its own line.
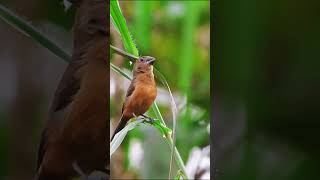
left=111, top=56, right=157, bottom=141
left=34, top=0, right=109, bottom=179
left=35, top=37, right=109, bottom=180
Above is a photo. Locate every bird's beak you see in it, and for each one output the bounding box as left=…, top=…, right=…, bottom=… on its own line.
left=147, top=57, right=156, bottom=65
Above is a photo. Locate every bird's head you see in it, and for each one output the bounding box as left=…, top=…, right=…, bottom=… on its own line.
left=133, top=56, right=156, bottom=74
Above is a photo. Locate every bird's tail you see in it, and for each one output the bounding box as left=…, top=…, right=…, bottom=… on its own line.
left=110, top=115, right=130, bottom=141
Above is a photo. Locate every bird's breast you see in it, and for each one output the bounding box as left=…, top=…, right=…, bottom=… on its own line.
left=128, top=82, right=157, bottom=115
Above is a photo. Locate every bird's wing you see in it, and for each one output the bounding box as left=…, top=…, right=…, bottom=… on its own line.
left=50, top=60, right=86, bottom=113
left=121, top=80, right=136, bottom=113
left=36, top=59, right=86, bottom=171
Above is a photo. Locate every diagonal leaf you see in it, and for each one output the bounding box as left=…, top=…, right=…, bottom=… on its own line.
left=110, top=118, right=144, bottom=157
left=110, top=0, right=139, bottom=56
left=0, top=4, right=71, bottom=62
left=110, top=63, right=132, bottom=80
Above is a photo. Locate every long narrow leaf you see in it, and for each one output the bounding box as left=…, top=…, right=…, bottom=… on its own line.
left=110, top=0, right=139, bottom=56
left=110, top=118, right=144, bottom=156
left=0, top=4, right=71, bottom=62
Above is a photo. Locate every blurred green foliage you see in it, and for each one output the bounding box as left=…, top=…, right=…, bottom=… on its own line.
left=215, top=0, right=320, bottom=180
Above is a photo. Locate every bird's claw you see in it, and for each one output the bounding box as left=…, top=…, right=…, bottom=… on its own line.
left=141, top=114, right=155, bottom=124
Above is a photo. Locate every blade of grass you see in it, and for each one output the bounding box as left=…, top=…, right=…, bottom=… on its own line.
left=151, top=103, right=187, bottom=178
left=110, top=118, right=144, bottom=157
left=0, top=4, right=71, bottom=62
left=111, top=0, right=139, bottom=56
left=156, top=68, right=178, bottom=180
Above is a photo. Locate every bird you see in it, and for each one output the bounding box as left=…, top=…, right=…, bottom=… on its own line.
left=34, top=0, right=109, bottom=179
left=111, top=56, right=157, bottom=141
left=34, top=37, right=109, bottom=180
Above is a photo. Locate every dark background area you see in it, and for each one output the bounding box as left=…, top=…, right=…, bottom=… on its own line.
left=214, top=0, right=320, bottom=179
left=0, top=0, right=74, bottom=179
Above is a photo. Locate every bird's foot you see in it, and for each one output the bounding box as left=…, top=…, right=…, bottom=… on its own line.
left=141, top=114, right=155, bottom=124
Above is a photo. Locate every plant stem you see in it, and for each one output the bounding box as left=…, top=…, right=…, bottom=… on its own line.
left=110, top=45, right=138, bottom=62
left=151, top=104, right=188, bottom=179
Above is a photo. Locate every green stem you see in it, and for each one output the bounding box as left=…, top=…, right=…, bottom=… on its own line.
left=110, top=45, right=138, bottom=62
left=152, top=104, right=188, bottom=178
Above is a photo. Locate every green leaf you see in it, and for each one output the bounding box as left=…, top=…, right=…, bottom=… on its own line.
left=110, top=0, right=139, bottom=56
left=175, top=170, right=182, bottom=180
left=110, top=63, right=132, bottom=80
left=0, top=4, right=71, bottom=62
left=175, top=169, right=188, bottom=180
left=110, top=118, right=144, bottom=157
left=145, top=119, right=172, bottom=138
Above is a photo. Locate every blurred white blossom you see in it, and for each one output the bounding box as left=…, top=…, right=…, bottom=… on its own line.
left=167, top=2, right=185, bottom=17
left=186, top=146, right=210, bottom=180
left=129, top=138, right=144, bottom=169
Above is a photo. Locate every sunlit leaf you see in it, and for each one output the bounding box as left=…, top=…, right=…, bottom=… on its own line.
left=110, top=119, right=144, bottom=157
left=110, top=0, right=139, bottom=56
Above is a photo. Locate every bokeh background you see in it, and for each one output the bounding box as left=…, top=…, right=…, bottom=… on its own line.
left=0, top=0, right=74, bottom=179
left=214, top=0, right=320, bottom=180
left=110, top=1, right=210, bottom=179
